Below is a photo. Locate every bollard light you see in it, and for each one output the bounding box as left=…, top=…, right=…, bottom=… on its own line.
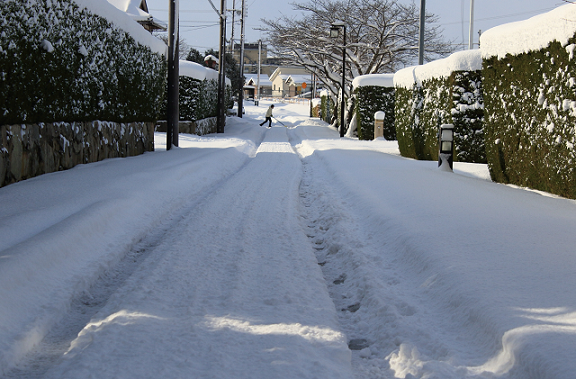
left=438, top=124, right=454, bottom=171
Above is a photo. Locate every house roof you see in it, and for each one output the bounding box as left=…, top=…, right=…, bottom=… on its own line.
left=245, top=74, right=272, bottom=86
left=269, top=66, right=310, bottom=82
left=286, top=75, right=311, bottom=86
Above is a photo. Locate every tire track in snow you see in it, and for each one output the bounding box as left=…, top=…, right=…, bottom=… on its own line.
left=7, top=126, right=354, bottom=379
left=2, top=135, right=268, bottom=379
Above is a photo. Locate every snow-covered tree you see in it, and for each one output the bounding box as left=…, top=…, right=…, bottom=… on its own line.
left=262, top=0, right=453, bottom=130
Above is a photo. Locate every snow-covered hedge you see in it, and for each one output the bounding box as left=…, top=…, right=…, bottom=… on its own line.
left=481, top=4, right=576, bottom=198
left=0, top=0, right=167, bottom=125
left=159, top=60, right=231, bottom=123
left=352, top=74, right=395, bottom=140
left=394, top=50, right=485, bottom=162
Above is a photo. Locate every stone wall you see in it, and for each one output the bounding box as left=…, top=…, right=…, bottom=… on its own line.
left=0, top=121, right=154, bottom=187
left=155, top=117, right=218, bottom=136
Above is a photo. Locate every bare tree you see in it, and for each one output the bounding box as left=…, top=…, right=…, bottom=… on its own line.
left=155, top=34, right=191, bottom=60
left=262, top=0, right=453, bottom=129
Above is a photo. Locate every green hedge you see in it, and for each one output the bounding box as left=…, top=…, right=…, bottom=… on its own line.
left=160, top=77, right=231, bottom=122
left=0, top=0, right=166, bottom=125
left=395, top=85, right=424, bottom=159
left=320, top=94, right=334, bottom=124
left=354, top=86, right=396, bottom=140
left=395, top=70, right=485, bottom=163
left=451, top=71, right=486, bottom=163
left=483, top=38, right=576, bottom=198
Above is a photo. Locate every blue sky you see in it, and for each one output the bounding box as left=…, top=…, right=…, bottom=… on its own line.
left=145, top=0, right=567, bottom=58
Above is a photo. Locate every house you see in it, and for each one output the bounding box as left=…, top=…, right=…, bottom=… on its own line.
left=269, top=66, right=314, bottom=98
left=107, top=0, right=167, bottom=33
left=244, top=74, right=273, bottom=99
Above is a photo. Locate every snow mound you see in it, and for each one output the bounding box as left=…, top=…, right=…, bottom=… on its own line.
left=352, top=73, right=394, bottom=89
left=74, top=0, right=166, bottom=56
left=394, top=50, right=482, bottom=89
left=481, top=3, right=576, bottom=59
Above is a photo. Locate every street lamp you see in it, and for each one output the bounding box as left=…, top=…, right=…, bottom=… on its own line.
left=330, top=22, right=346, bottom=138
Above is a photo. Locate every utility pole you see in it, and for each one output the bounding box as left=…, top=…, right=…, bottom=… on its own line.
left=418, top=0, right=425, bottom=65
left=468, top=0, right=475, bottom=49
left=216, top=0, right=227, bottom=133
left=237, top=0, right=245, bottom=117
left=230, top=0, right=236, bottom=53
left=166, top=0, right=179, bottom=149
left=257, top=39, right=261, bottom=105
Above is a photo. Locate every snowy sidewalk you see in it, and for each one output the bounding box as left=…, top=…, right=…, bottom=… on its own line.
left=35, top=126, right=354, bottom=379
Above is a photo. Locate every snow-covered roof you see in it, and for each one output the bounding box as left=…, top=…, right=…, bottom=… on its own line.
left=179, top=60, right=230, bottom=85
left=285, top=75, right=310, bottom=86
left=74, top=0, right=166, bottom=55
left=245, top=74, right=272, bottom=86
left=394, top=50, right=482, bottom=89
left=352, top=74, right=394, bottom=89
left=481, top=3, right=576, bottom=59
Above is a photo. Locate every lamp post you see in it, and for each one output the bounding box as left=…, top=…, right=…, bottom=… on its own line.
left=438, top=123, right=455, bottom=171
left=330, top=22, right=346, bottom=138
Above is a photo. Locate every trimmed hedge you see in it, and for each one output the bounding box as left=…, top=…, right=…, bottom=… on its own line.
left=483, top=38, right=576, bottom=198
left=394, top=70, right=485, bottom=163
left=395, top=85, right=424, bottom=159
left=159, top=76, right=231, bottom=122
left=451, top=71, right=485, bottom=163
left=0, top=0, right=167, bottom=125
left=354, top=86, right=396, bottom=140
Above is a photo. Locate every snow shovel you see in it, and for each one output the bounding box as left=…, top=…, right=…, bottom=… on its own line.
left=272, top=116, right=288, bottom=127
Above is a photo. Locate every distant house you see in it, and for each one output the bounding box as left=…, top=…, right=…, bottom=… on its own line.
left=107, top=0, right=167, bottom=33
left=244, top=74, right=273, bottom=99
left=269, top=67, right=313, bottom=98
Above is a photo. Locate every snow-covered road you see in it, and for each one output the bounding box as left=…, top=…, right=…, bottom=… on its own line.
left=34, top=126, right=353, bottom=379
left=1, top=101, right=576, bottom=379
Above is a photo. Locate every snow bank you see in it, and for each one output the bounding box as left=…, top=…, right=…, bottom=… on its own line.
left=107, top=0, right=151, bottom=22
left=352, top=73, right=394, bottom=89
left=179, top=60, right=213, bottom=80
left=179, top=60, right=230, bottom=85
left=394, top=50, right=482, bottom=88
left=481, top=4, right=576, bottom=59
left=74, top=0, right=166, bottom=55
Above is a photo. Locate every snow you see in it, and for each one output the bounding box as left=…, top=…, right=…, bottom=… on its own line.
left=394, top=50, right=482, bottom=89
left=178, top=60, right=230, bottom=85
left=352, top=73, right=394, bottom=89
left=73, top=0, right=166, bottom=56
left=179, top=60, right=215, bottom=81
left=107, top=0, right=152, bottom=21
left=481, top=4, right=576, bottom=59
left=1, top=101, right=576, bottom=379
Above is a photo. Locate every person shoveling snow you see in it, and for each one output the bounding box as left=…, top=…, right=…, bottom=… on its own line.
left=259, top=104, right=274, bottom=128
